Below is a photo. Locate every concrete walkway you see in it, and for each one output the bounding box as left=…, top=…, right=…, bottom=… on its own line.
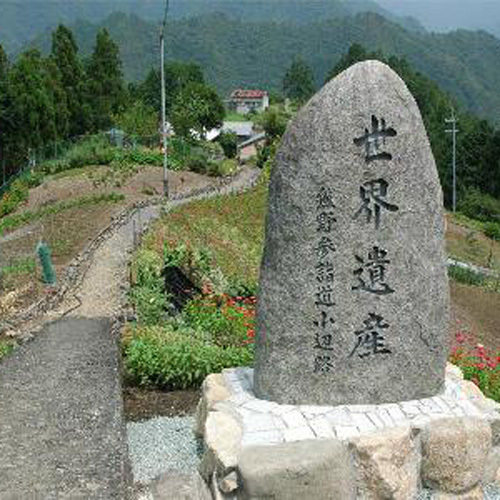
left=0, top=318, right=127, bottom=499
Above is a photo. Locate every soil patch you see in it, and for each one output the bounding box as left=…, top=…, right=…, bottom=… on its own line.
left=450, top=281, right=500, bottom=351
left=123, top=387, right=200, bottom=421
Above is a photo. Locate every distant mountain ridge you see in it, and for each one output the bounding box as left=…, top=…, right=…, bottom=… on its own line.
left=26, top=11, right=500, bottom=124
left=0, top=0, right=424, bottom=53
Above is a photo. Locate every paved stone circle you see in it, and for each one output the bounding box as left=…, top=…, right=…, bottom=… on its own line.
left=221, top=366, right=496, bottom=447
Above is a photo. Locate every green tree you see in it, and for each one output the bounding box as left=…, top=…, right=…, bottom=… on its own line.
left=171, top=82, right=225, bottom=138
left=8, top=50, right=65, bottom=156
left=282, top=57, right=316, bottom=103
left=135, top=62, right=205, bottom=114
left=218, top=131, right=238, bottom=159
left=115, top=101, right=158, bottom=137
left=51, top=25, right=89, bottom=136
left=255, top=106, right=290, bottom=140
left=86, top=28, right=125, bottom=131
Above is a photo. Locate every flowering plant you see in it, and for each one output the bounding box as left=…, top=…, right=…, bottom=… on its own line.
left=450, top=323, right=500, bottom=402
left=182, top=282, right=256, bottom=348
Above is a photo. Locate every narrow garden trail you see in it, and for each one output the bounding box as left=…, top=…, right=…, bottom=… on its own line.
left=0, top=167, right=261, bottom=498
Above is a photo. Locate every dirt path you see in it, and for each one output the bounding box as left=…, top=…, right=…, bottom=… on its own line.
left=57, top=166, right=261, bottom=318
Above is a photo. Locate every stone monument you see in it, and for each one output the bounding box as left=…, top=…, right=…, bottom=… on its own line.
left=196, top=62, right=500, bottom=500
left=255, top=59, right=449, bottom=406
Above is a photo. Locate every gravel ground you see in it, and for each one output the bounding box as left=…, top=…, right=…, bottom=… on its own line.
left=127, top=417, right=203, bottom=484
left=417, top=485, right=500, bottom=499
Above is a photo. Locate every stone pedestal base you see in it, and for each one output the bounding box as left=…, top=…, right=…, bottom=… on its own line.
left=195, top=364, right=500, bottom=499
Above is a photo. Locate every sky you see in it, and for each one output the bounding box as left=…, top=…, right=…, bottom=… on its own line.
left=377, top=0, right=500, bottom=34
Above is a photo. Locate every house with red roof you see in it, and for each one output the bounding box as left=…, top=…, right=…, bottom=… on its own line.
left=228, top=89, right=270, bottom=115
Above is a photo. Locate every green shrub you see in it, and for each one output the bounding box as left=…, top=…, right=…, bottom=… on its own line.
left=123, top=325, right=253, bottom=389
left=130, top=250, right=168, bottom=325
left=448, top=264, right=485, bottom=286
left=217, top=131, right=238, bottom=159
left=186, top=152, right=209, bottom=174
left=0, top=341, right=14, bottom=361
left=458, top=188, right=500, bottom=223
left=484, top=222, right=500, bottom=241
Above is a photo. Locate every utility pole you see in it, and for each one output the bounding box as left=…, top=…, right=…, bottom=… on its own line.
left=160, top=0, right=170, bottom=199
left=445, top=110, right=459, bottom=212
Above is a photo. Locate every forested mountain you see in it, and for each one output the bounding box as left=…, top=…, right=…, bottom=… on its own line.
left=0, top=0, right=422, bottom=53
left=27, top=11, right=500, bottom=124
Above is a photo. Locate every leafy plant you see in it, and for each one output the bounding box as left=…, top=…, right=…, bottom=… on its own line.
left=123, top=325, right=253, bottom=389
left=129, top=249, right=168, bottom=325
left=448, top=264, right=485, bottom=286
left=0, top=340, right=14, bottom=361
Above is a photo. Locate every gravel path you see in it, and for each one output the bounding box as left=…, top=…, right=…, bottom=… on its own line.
left=127, top=417, right=202, bottom=484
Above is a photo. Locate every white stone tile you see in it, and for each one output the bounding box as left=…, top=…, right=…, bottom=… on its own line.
left=229, top=393, right=252, bottom=406
left=270, top=404, right=296, bottom=416
left=387, top=406, right=407, bottom=422
left=243, top=398, right=278, bottom=413
left=400, top=402, right=422, bottom=416
left=335, top=425, right=360, bottom=440
left=456, top=399, right=482, bottom=416
left=309, top=416, right=336, bottom=439
left=325, top=408, right=353, bottom=427
left=284, top=426, right=315, bottom=442
left=242, top=430, right=284, bottom=447
left=366, top=412, right=386, bottom=429
left=243, top=414, right=276, bottom=433
left=410, top=415, right=432, bottom=428
left=377, top=409, right=395, bottom=427
left=431, top=396, right=452, bottom=414
left=282, top=410, right=308, bottom=429
left=350, top=412, right=378, bottom=433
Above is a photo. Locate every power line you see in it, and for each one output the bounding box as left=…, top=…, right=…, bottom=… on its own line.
left=160, top=0, right=170, bottom=199
left=445, top=109, right=459, bottom=213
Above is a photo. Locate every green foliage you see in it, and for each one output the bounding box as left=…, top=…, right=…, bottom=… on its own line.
left=217, top=131, right=238, bottom=159
left=282, top=56, right=316, bottom=103
left=484, top=223, right=500, bottom=242
left=123, top=325, right=253, bottom=389
left=448, top=265, right=485, bottom=287
left=255, top=106, right=290, bottom=140
left=171, top=82, right=225, bottom=138
left=458, top=189, right=500, bottom=223
left=114, top=100, right=158, bottom=137
left=129, top=249, right=168, bottom=326
left=0, top=179, right=29, bottom=217
left=86, top=28, right=126, bottom=131
left=51, top=25, right=90, bottom=135
left=133, top=61, right=205, bottom=114
left=0, top=341, right=14, bottom=362
left=0, top=257, right=36, bottom=277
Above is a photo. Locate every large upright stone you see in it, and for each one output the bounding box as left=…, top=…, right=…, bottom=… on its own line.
left=254, top=60, right=449, bottom=406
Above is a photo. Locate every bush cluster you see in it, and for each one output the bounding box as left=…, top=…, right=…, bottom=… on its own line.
left=0, top=171, right=44, bottom=218
left=458, top=188, right=500, bottom=223
left=124, top=243, right=256, bottom=389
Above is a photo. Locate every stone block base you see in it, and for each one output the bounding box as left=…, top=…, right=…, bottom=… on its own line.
left=195, top=364, right=500, bottom=499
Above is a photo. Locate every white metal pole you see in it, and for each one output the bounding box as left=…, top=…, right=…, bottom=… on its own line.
left=160, top=32, right=168, bottom=199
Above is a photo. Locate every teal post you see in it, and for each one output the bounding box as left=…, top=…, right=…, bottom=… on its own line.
left=36, top=242, right=57, bottom=286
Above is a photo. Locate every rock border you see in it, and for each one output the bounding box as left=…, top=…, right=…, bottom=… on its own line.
left=196, top=364, right=500, bottom=499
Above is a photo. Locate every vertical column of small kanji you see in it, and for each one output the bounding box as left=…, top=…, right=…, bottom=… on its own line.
left=350, top=115, right=399, bottom=360
left=313, top=187, right=337, bottom=374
